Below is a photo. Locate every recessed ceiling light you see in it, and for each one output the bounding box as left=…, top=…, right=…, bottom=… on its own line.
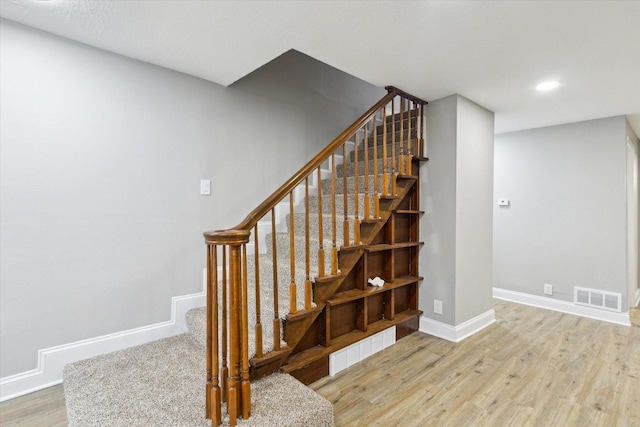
left=536, top=81, right=560, bottom=91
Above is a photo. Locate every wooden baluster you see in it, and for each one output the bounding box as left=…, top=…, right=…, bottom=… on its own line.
left=206, top=245, right=212, bottom=420
left=207, top=244, right=221, bottom=425
left=382, top=102, right=389, bottom=197
left=406, top=100, right=412, bottom=176
left=342, top=143, right=350, bottom=246
left=227, top=244, right=242, bottom=426
left=399, top=97, right=405, bottom=175
left=413, top=101, right=419, bottom=158
left=331, top=153, right=338, bottom=275
left=363, top=124, right=370, bottom=220
left=253, top=226, right=263, bottom=358
left=221, top=247, right=228, bottom=404
left=353, top=129, right=361, bottom=244
left=391, top=99, right=397, bottom=196
left=419, top=102, right=425, bottom=157
left=289, top=191, right=297, bottom=314
left=240, top=245, right=250, bottom=420
left=373, top=111, right=380, bottom=219
left=417, top=101, right=420, bottom=160
left=317, top=166, right=325, bottom=277
left=304, top=177, right=312, bottom=310
left=271, top=208, right=281, bottom=350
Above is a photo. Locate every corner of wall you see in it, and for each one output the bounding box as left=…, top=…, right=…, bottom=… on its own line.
left=419, top=309, right=496, bottom=343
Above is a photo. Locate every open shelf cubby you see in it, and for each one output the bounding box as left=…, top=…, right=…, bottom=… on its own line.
left=324, top=179, right=423, bottom=346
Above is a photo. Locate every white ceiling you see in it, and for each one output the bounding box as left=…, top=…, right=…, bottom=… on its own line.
left=1, top=0, right=639, bottom=135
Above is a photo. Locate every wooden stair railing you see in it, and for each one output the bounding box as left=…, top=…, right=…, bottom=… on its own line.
left=204, top=86, right=427, bottom=426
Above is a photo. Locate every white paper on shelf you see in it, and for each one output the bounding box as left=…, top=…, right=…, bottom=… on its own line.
left=367, top=277, right=385, bottom=287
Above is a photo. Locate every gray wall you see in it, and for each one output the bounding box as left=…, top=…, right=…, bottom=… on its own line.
left=625, top=118, right=639, bottom=300
left=0, top=20, right=383, bottom=377
left=454, top=97, right=495, bottom=325
left=421, top=95, right=494, bottom=325
left=421, top=95, right=458, bottom=325
left=494, top=116, right=628, bottom=308
left=231, top=50, right=385, bottom=141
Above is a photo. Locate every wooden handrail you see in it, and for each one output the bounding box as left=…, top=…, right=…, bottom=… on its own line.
left=204, top=91, right=397, bottom=242
left=384, top=85, right=428, bottom=106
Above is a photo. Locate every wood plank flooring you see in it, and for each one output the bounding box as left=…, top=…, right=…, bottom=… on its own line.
left=1, top=300, right=638, bottom=426
left=310, top=300, right=640, bottom=426
left=0, top=383, right=67, bottom=427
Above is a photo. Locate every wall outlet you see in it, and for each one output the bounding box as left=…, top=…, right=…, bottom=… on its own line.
left=544, top=283, right=553, bottom=295
left=434, top=299, right=443, bottom=315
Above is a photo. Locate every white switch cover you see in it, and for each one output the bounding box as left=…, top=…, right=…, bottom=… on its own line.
left=200, top=180, right=211, bottom=195
left=498, top=198, right=510, bottom=206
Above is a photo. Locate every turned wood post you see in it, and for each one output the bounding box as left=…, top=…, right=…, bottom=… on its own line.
left=204, top=230, right=251, bottom=426
left=205, top=244, right=221, bottom=426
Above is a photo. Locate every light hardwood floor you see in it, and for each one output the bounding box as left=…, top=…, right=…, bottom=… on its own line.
left=1, top=300, right=638, bottom=426
left=0, top=383, right=67, bottom=427
left=311, top=301, right=640, bottom=426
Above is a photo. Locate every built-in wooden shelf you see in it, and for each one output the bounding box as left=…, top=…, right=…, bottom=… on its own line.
left=282, top=141, right=424, bottom=385
left=365, top=241, right=423, bottom=252
left=327, top=276, right=423, bottom=306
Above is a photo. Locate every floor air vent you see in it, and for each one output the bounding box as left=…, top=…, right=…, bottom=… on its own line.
left=574, top=287, right=622, bottom=312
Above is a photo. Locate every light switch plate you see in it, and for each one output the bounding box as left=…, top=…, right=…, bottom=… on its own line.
left=200, top=180, right=211, bottom=195
left=498, top=198, right=510, bottom=206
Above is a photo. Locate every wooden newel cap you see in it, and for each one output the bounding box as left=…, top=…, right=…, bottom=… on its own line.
left=203, top=229, right=251, bottom=245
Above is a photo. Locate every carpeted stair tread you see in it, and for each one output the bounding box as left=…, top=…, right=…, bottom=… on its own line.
left=187, top=246, right=323, bottom=358
left=336, top=158, right=386, bottom=178
left=63, top=334, right=333, bottom=426
left=363, top=130, right=418, bottom=146
left=186, top=306, right=285, bottom=358
left=308, top=193, right=376, bottom=216
left=287, top=212, right=354, bottom=238
left=350, top=141, right=416, bottom=162
left=382, top=110, right=419, bottom=125
left=320, top=174, right=385, bottom=195
left=263, top=227, right=367, bottom=274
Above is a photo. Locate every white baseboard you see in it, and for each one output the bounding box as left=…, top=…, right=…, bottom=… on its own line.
left=493, top=287, right=631, bottom=326
left=0, top=287, right=206, bottom=402
left=419, top=309, right=496, bottom=343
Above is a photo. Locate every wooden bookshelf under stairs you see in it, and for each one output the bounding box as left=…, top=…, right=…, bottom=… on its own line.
left=201, top=86, right=429, bottom=426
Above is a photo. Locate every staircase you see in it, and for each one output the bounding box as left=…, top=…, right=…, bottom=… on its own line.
left=202, top=87, right=428, bottom=426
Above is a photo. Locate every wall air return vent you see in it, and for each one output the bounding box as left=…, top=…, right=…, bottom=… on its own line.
left=574, top=287, right=622, bottom=312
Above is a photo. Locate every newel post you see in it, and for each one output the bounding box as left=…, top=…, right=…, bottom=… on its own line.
left=204, top=229, right=251, bottom=427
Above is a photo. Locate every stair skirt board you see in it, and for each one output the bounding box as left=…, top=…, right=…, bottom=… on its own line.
left=329, top=327, right=395, bottom=376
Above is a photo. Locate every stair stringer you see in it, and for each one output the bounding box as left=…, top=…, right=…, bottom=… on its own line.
left=280, top=174, right=419, bottom=356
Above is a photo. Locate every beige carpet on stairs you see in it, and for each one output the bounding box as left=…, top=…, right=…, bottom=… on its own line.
left=63, top=334, right=333, bottom=427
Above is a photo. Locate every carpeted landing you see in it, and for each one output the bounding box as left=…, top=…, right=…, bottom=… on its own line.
left=63, top=334, right=333, bottom=426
